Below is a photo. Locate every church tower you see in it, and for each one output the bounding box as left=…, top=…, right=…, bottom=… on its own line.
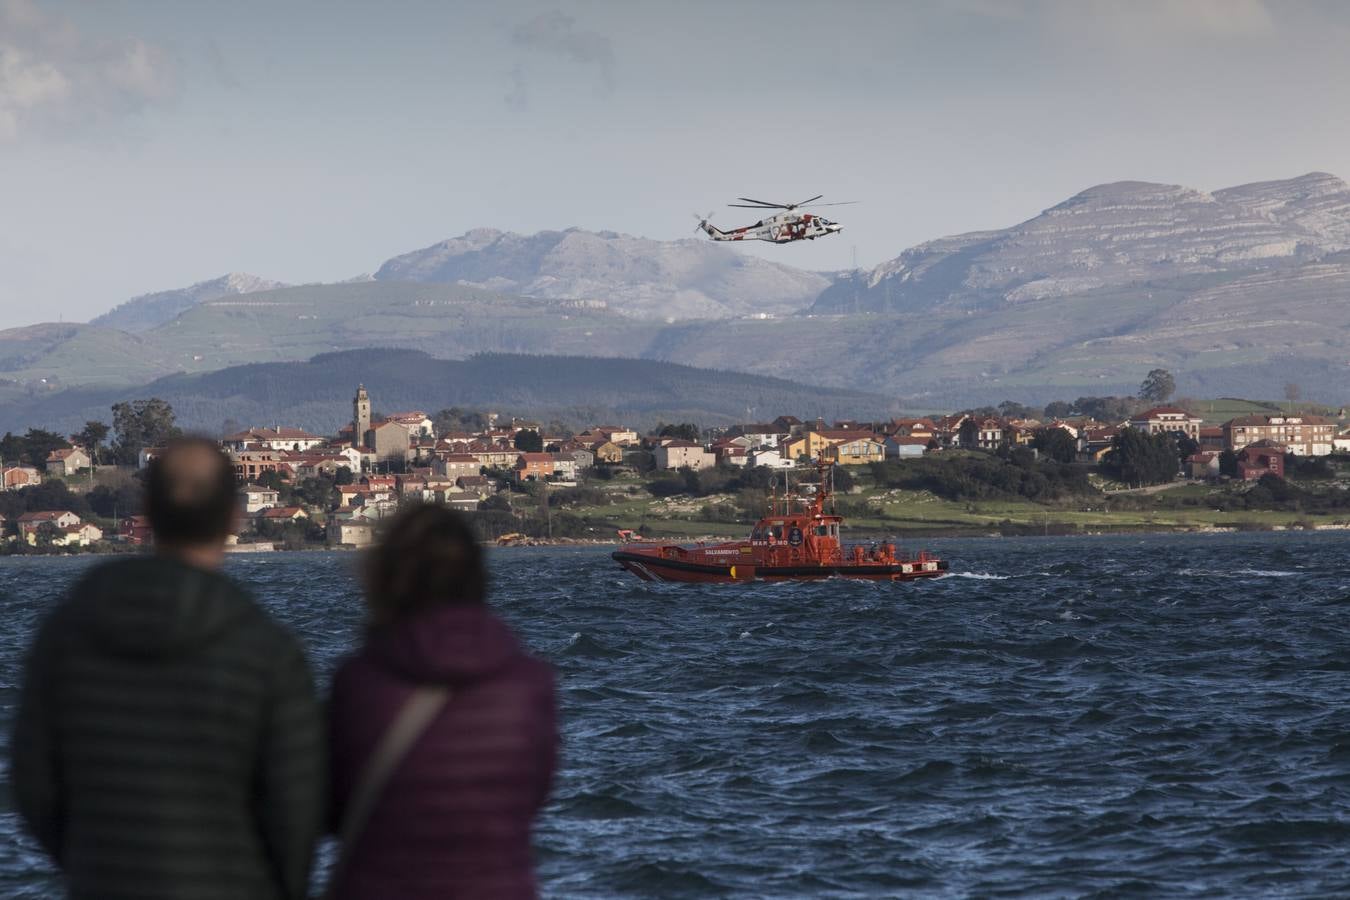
left=353, top=384, right=371, bottom=448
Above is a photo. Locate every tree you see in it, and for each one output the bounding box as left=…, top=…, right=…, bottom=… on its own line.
left=1138, top=369, right=1176, bottom=403
left=958, top=418, right=979, bottom=449
left=34, top=521, right=61, bottom=550
left=998, top=400, right=1036, bottom=419
left=75, top=421, right=110, bottom=466
left=19, top=429, right=70, bottom=469
left=1102, top=428, right=1178, bottom=486
left=1043, top=400, right=1075, bottom=419
left=1032, top=427, right=1078, bottom=464
left=1218, top=449, right=1239, bottom=478
left=1075, top=396, right=1140, bottom=423
left=111, top=399, right=180, bottom=465
left=88, top=482, right=143, bottom=519
left=657, top=423, right=700, bottom=442
left=334, top=467, right=355, bottom=486
left=513, top=429, right=543, bottom=452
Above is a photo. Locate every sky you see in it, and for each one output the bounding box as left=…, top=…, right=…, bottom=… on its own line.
left=3, top=0, right=1350, bottom=327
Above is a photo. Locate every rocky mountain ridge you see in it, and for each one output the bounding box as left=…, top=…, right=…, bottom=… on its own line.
left=92, top=272, right=288, bottom=333
left=374, top=226, right=831, bottom=319
left=814, top=172, right=1350, bottom=314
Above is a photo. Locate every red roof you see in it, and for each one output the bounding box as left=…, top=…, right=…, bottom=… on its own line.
left=516, top=453, right=554, bottom=463
left=19, top=510, right=75, bottom=522
left=259, top=506, right=306, bottom=518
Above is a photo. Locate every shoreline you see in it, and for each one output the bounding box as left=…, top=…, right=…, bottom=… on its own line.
left=9, top=521, right=1349, bottom=559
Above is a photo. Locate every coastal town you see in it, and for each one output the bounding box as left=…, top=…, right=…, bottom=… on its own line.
left=3, top=378, right=1350, bottom=553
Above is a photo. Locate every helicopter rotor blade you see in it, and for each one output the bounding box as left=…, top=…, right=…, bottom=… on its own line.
left=791, top=194, right=824, bottom=208
left=802, top=200, right=859, bottom=207
left=735, top=197, right=788, bottom=208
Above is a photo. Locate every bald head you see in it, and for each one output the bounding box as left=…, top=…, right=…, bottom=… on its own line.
left=146, top=437, right=238, bottom=549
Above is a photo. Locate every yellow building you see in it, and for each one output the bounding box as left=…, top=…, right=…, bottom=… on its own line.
left=824, top=436, right=886, bottom=465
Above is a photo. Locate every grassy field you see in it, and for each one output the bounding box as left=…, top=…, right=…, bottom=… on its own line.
left=554, top=477, right=1345, bottom=540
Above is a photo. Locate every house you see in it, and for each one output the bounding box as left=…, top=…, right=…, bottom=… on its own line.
left=366, top=420, right=412, bottom=463
left=454, top=474, right=492, bottom=493
left=591, top=441, right=624, bottom=464
left=433, top=453, right=482, bottom=480
left=779, top=430, right=837, bottom=463
left=654, top=440, right=714, bottom=471
left=824, top=435, right=886, bottom=466
left=18, top=510, right=83, bottom=544
left=590, top=425, right=639, bottom=446
left=1198, top=426, right=1226, bottom=451
left=256, top=506, right=308, bottom=524
left=229, top=449, right=285, bottom=483
left=119, top=515, right=153, bottom=545
left=1224, top=415, right=1335, bottom=456
left=45, top=447, right=91, bottom=476
left=441, top=491, right=481, bottom=512
left=327, top=518, right=375, bottom=547
left=1237, top=441, right=1286, bottom=480
left=771, top=415, right=803, bottom=434
left=1335, top=428, right=1350, bottom=453
left=221, top=426, right=325, bottom=453
left=2, top=466, right=41, bottom=490
left=1188, top=450, right=1222, bottom=479
left=57, top=523, right=104, bottom=547
left=240, top=484, right=280, bottom=514
left=566, top=448, right=595, bottom=470
left=884, top=418, right=936, bottom=440
left=551, top=454, right=579, bottom=481
left=383, top=411, right=435, bottom=438
left=712, top=442, right=749, bottom=467
left=1079, top=427, right=1120, bottom=464
left=515, top=453, right=555, bottom=480
left=733, top=424, right=786, bottom=447
left=1129, top=406, right=1204, bottom=442
left=974, top=418, right=1006, bottom=450
left=884, top=436, right=929, bottom=459
left=747, top=447, right=795, bottom=468
left=337, top=485, right=372, bottom=508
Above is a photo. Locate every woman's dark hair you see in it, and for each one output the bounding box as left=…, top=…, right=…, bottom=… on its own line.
left=365, top=503, right=487, bottom=627
left=145, top=436, right=239, bottom=546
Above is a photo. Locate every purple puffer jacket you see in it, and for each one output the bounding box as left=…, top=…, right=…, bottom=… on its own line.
left=328, top=604, right=558, bottom=900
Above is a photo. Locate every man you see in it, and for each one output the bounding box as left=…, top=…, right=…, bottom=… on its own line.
left=11, top=437, right=324, bottom=899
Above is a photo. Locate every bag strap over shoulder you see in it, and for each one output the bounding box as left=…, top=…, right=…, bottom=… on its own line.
left=327, top=686, right=451, bottom=894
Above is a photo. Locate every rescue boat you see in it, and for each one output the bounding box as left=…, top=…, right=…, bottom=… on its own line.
left=612, top=459, right=948, bottom=583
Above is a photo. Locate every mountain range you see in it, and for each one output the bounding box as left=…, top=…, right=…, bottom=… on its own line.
left=4, top=171, right=1350, bottom=423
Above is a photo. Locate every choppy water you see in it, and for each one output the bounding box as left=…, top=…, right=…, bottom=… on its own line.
left=4, top=533, right=1350, bottom=897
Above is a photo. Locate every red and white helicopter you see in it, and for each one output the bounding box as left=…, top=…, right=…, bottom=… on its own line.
left=695, top=194, right=854, bottom=244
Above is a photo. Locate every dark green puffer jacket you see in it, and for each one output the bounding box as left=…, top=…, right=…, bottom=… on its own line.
left=10, top=556, right=324, bottom=900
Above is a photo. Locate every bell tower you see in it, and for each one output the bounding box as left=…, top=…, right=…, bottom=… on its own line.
left=353, top=384, right=371, bottom=449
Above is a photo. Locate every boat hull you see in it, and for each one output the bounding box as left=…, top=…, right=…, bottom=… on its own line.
left=612, top=549, right=948, bottom=583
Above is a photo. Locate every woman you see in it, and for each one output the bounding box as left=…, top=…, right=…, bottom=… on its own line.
left=328, top=504, right=558, bottom=899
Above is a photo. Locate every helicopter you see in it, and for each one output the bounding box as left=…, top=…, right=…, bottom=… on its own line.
left=695, top=194, right=854, bottom=244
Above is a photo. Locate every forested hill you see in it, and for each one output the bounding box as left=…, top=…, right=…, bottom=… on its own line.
left=0, top=350, right=889, bottom=435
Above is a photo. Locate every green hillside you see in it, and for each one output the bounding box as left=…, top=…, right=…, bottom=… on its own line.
left=0, top=349, right=892, bottom=435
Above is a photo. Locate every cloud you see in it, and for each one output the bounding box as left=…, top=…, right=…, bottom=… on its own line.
left=0, top=0, right=174, bottom=141
left=511, top=10, right=614, bottom=88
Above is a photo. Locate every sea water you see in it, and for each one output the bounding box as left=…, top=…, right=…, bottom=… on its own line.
left=2, top=533, right=1350, bottom=897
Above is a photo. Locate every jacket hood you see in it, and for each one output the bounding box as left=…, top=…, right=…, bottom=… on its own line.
left=71, top=556, right=257, bottom=658
left=364, top=604, right=523, bottom=685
